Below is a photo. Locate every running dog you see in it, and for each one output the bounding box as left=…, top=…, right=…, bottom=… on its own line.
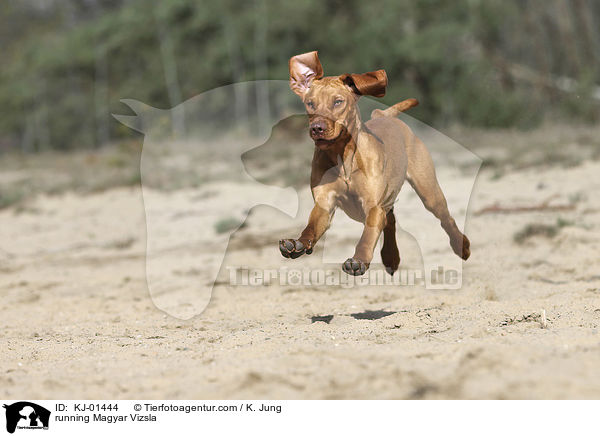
left=279, top=51, right=470, bottom=275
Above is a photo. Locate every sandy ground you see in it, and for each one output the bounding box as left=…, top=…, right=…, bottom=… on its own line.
left=1, top=140, right=600, bottom=399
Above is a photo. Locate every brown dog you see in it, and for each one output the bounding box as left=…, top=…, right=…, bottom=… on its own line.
left=279, top=51, right=470, bottom=275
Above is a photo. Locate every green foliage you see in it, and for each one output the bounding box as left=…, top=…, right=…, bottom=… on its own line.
left=0, top=0, right=598, bottom=151
left=214, top=217, right=243, bottom=234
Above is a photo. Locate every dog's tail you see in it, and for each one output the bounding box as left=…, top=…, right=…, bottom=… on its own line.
left=371, top=98, right=418, bottom=119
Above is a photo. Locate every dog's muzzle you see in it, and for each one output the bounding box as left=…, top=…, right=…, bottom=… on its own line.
left=309, top=119, right=328, bottom=139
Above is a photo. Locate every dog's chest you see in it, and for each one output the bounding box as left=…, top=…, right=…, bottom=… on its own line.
left=334, top=175, right=368, bottom=223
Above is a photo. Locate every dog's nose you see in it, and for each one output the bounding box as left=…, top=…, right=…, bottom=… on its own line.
left=310, top=120, right=326, bottom=136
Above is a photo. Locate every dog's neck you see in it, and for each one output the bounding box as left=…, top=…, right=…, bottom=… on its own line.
left=318, top=110, right=362, bottom=177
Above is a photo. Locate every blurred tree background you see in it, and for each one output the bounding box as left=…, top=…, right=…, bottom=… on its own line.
left=1, top=0, right=599, bottom=152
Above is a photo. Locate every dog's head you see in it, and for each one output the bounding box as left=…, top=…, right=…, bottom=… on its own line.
left=289, top=51, right=387, bottom=149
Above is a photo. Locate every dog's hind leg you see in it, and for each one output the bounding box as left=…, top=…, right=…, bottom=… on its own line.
left=406, top=137, right=470, bottom=260
left=380, top=208, right=400, bottom=275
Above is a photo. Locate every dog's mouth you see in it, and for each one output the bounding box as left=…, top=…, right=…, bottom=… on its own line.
left=314, top=138, right=335, bottom=149
left=312, top=132, right=342, bottom=149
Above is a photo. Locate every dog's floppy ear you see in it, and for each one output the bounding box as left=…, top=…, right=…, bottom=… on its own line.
left=289, top=51, right=324, bottom=97
left=340, top=70, right=388, bottom=98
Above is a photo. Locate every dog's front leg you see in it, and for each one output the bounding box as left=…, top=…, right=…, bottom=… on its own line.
left=342, top=206, right=386, bottom=276
left=280, top=203, right=334, bottom=259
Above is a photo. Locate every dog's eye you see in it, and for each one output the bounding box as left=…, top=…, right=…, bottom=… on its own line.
left=333, top=99, right=344, bottom=107
left=306, top=101, right=315, bottom=110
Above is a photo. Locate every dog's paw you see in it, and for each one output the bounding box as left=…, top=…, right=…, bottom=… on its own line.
left=461, top=235, right=471, bottom=260
left=342, top=258, right=368, bottom=276
left=451, top=234, right=470, bottom=260
left=279, top=239, right=312, bottom=259
left=381, top=246, right=400, bottom=276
